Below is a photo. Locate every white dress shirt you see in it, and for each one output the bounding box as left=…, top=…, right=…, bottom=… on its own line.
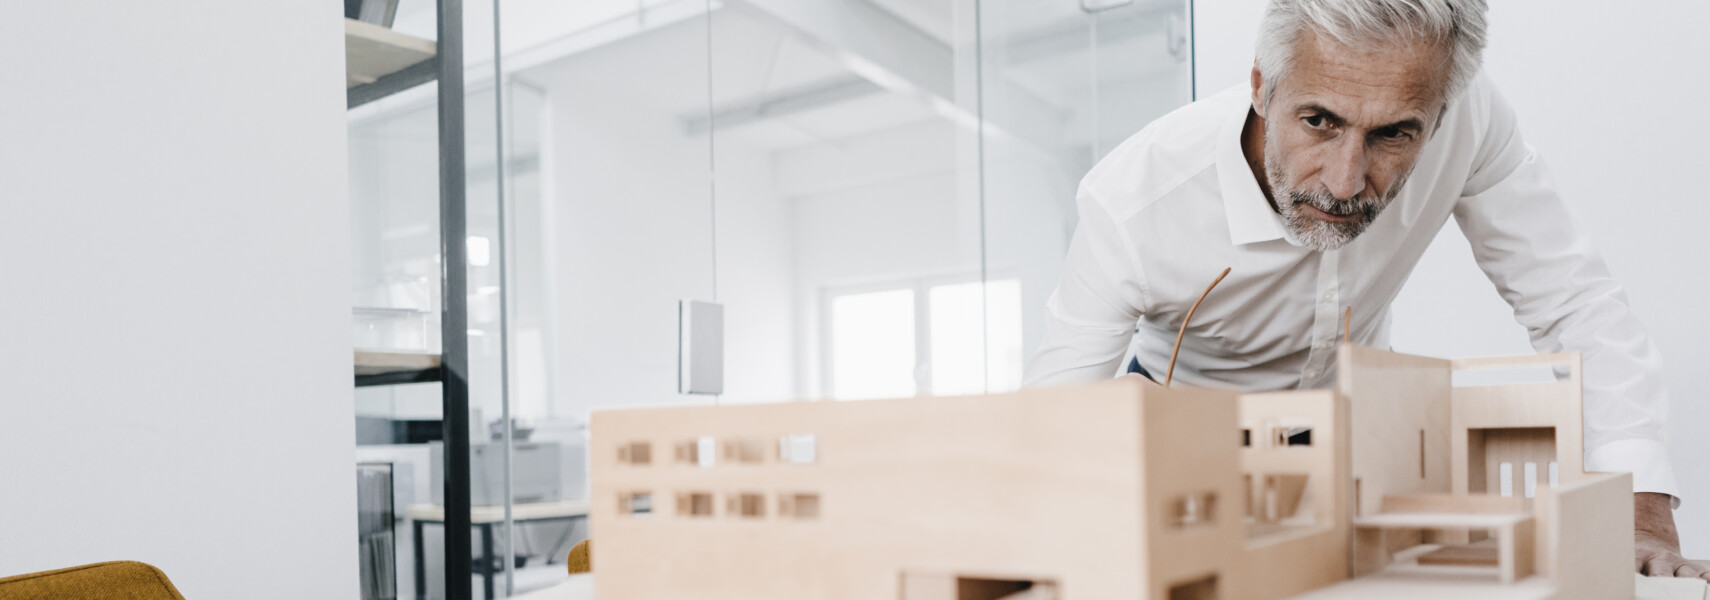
left=1024, top=75, right=1679, bottom=501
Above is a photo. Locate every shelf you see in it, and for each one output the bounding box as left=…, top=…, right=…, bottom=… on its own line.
left=355, top=349, right=442, bottom=387
left=406, top=500, right=590, bottom=524
left=345, top=18, right=437, bottom=109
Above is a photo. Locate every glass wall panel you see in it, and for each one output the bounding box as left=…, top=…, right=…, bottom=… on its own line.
left=975, top=0, right=1195, bottom=387
left=353, top=2, right=1198, bottom=596
left=708, top=0, right=982, bottom=403
left=347, top=0, right=446, bottom=593
left=349, top=0, right=568, bottom=596
left=503, top=2, right=721, bottom=594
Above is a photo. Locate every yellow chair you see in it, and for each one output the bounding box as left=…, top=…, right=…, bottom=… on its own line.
left=566, top=539, right=592, bottom=574
left=0, top=561, right=185, bottom=600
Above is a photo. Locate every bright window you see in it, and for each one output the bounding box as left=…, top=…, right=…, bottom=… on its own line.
left=829, top=289, right=916, bottom=400
left=929, top=279, right=1023, bottom=396
left=827, top=278, right=1023, bottom=400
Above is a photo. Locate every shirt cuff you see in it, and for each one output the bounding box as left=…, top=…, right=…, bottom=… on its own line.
left=1586, top=437, right=1681, bottom=508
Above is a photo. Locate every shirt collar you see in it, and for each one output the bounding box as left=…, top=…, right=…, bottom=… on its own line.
left=1215, top=95, right=1292, bottom=246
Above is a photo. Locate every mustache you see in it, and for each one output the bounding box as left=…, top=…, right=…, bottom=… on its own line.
left=1289, top=189, right=1380, bottom=221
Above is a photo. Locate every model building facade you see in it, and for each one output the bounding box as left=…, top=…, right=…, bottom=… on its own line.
left=589, top=346, right=1632, bottom=599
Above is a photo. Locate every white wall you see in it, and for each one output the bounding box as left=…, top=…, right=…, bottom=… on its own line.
left=1194, top=0, right=1710, bottom=556
left=0, top=1, right=354, bottom=597
left=1397, top=1, right=1710, bottom=556
left=1191, top=0, right=1267, bottom=100
left=543, top=78, right=715, bottom=419
left=714, top=143, right=800, bottom=404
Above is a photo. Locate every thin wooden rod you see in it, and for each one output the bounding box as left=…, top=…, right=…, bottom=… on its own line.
left=1344, top=306, right=1351, bottom=345
left=1165, top=267, right=1231, bottom=387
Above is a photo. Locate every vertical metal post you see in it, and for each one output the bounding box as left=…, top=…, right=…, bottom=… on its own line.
left=438, top=0, right=472, bottom=598
left=1188, top=0, right=1197, bottom=101
left=491, top=0, right=516, bottom=595
left=974, top=0, right=990, bottom=393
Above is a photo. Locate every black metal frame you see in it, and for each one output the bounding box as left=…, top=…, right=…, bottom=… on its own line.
left=348, top=0, right=471, bottom=597
left=355, top=366, right=443, bottom=387
left=436, top=1, right=473, bottom=599
left=348, top=58, right=439, bottom=109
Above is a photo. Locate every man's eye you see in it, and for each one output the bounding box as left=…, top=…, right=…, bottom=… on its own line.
left=1378, top=128, right=1411, bottom=142
left=1303, top=115, right=1326, bottom=128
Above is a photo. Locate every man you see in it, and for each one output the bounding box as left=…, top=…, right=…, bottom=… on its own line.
left=1024, top=0, right=1703, bottom=579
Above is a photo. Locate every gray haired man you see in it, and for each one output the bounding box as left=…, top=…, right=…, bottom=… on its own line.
left=1025, top=0, right=1701, bottom=578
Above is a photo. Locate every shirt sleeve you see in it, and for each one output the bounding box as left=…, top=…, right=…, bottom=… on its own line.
left=1454, top=77, right=1681, bottom=503
left=1023, top=187, right=1150, bottom=389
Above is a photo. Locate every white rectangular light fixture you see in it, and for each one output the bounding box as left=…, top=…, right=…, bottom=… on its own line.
left=679, top=300, right=724, bottom=395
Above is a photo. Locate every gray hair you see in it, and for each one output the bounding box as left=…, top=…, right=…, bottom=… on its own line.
left=1255, top=0, right=1488, bottom=108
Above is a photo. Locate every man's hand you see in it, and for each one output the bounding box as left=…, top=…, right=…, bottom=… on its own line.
left=1635, top=492, right=1709, bottom=580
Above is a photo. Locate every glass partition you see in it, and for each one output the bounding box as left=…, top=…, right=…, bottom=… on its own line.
left=975, top=0, right=1195, bottom=388
left=349, top=0, right=558, bottom=596
left=707, top=1, right=980, bottom=403
left=347, top=0, right=445, bottom=595
left=352, top=0, right=1194, bottom=597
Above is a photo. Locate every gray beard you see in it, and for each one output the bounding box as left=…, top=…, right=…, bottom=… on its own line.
left=1263, top=154, right=1408, bottom=251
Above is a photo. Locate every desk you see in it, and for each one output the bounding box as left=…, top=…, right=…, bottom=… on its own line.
left=508, top=570, right=1709, bottom=600
left=406, top=500, right=589, bottom=600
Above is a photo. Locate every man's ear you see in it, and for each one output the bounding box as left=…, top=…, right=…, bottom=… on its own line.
left=1249, top=62, right=1266, bottom=117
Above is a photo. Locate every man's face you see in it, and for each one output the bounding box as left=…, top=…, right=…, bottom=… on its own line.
left=1256, top=31, right=1448, bottom=250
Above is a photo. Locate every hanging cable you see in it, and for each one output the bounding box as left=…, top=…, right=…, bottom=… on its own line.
left=1165, top=267, right=1230, bottom=387
left=975, top=0, right=990, bottom=393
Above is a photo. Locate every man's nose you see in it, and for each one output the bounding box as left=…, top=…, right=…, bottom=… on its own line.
left=1323, top=137, right=1369, bottom=201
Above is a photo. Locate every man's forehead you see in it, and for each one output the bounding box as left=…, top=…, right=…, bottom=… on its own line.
left=1281, top=30, right=1446, bottom=125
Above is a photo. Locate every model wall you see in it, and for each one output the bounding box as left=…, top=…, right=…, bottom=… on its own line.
left=590, top=382, right=1158, bottom=598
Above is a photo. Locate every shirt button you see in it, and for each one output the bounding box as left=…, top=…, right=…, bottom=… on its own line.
left=1321, top=291, right=1335, bottom=302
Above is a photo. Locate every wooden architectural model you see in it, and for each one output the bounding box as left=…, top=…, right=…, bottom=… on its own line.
left=588, top=346, right=1633, bottom=599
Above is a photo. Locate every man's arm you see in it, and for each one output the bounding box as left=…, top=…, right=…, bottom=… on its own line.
left=1023, top=191, right=1149, bottom=388
left=1452, top=77, right=1694, bottom=577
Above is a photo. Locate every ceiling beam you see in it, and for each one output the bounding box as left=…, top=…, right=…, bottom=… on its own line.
left=725, top=0, right=1067, bottom=157
left=681, top=75, right=885, bottom=136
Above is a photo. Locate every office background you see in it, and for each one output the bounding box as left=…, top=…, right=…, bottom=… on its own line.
left=0, top=0, right=1704, bottom=598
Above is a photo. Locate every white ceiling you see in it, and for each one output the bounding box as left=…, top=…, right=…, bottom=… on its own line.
left=865, top=0, right=955, bottom=42
left=516, top=6, right=943, bottom=153
left=366, top=0, right=1190, bottom=158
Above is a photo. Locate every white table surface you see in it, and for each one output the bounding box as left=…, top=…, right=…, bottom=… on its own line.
left=504, top=573, right=1704, bottom=600
left=1638, top=573, right=1710, bottom=600
left=509, top=574, right=592, bottom=600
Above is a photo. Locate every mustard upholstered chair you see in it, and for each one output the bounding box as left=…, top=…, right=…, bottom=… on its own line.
left=0, top=561, right=185, bottom=600
left=566, top=539, right=592, bottom=574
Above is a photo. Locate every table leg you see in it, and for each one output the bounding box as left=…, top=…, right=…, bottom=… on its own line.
left=413, top=519, right=425, bottom=600
left=481, top=522, right=495, bottom=600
